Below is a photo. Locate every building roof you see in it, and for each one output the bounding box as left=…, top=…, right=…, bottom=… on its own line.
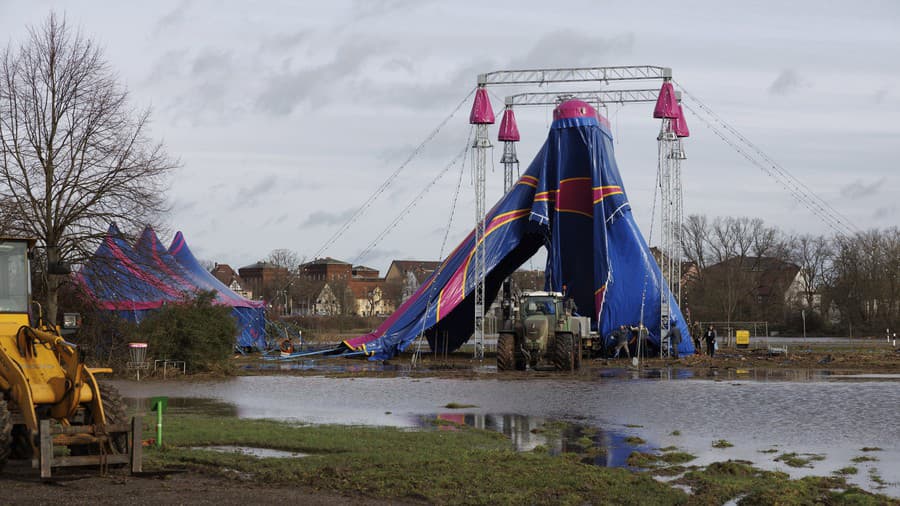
left=387, top=260, right=441, bottom=283
left=238, top=261, right=283, bottom=271
left=303, top=256, right=351, bottom=266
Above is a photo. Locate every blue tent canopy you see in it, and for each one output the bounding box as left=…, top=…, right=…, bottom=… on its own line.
left=345, top=100, right=693, bottom=359
left=77, top=225, right=267, bottom=349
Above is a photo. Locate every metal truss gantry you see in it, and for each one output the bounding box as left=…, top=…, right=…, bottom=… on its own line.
left=469, top=66, right=674, bottom=361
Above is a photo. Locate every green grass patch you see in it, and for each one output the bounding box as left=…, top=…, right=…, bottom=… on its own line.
left=834, top=466, right=858, bottom=476
left=659, top=451, right=697, bottom=465
left=758, top=448, right=779, bottom=454
left=624, top=436, right=646, bottom=446
left=574, top=436, right=593, bottom=448
left=860, top=446, right=882, bottom=452
left=774, top=452, right=825, bottom=468
left=712, top=439, right=734, bottom=449
left=624, top=424, right=643, bottom=428
left=678, top=460, right=889, bottom=505
left=658, top=446, right=679, bottom=452
left=670, top=430, right=681, bottom=436
left=443, top=402, right=477, bottom=409
left=868, top=468, right=887, bottom=489
left=145, top=414, right=684, bottom=505
left=626, top=451, right=659, bottom=469
left=852, top=455, right=879, bottom=463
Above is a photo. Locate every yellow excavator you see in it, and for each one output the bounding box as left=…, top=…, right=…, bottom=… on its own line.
left=0, top=237, right=138, bottom=477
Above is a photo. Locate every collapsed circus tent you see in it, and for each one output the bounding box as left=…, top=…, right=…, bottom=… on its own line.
left=344, top=100, right=693, bottom=359
left=77, top=224, right=266, bottom=349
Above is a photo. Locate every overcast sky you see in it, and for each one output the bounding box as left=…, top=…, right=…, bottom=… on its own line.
left=2, top=1, right=898, bottom=274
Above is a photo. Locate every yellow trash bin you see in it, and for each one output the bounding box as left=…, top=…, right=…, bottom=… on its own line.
left=735, top=330, right=750, bottom=349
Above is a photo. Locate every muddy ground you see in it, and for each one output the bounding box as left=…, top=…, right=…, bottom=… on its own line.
left=0, top=463, right=413, bottom=505
left=236, top=343, right=900, bottom=380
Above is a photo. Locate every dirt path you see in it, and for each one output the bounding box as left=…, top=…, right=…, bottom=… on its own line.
left=1, top=464, right=412, bottom=505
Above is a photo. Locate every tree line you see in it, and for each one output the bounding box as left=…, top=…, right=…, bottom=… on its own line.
left=681, top=215, right=899, bottom=336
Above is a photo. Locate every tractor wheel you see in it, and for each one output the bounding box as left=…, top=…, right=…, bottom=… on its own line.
left=99, top=383, right=129, bottom=454
left=514, top=334, right=527, bottom=371
left=574, top=336, right=583, bottom=371
left=0, top=399, right=12, bottom=472
left=10, top=426, right=33, bottom=460
left=497, top=332, right=516, bottom=371
left=553, top=332, right=576, bottom=372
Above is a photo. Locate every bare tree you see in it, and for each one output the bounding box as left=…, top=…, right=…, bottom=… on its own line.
left=681, top=214, right=709, bottom=270
left=266, top=248, right=300, bottom=270
left=789, top=234, right=833, bottom=310
left=0, top=14, right=175, bottom=322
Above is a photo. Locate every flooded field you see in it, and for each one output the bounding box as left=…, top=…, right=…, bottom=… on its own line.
left=112, top=368, right=900, bottom=497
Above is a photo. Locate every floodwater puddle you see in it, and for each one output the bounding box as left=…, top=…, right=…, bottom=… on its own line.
left=113, top=372, right=899, bottom=497
left=191, top=445, right=308, bottom=459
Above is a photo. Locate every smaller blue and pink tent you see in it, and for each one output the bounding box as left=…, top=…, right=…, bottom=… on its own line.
left=77, top=225, right=266, bottom=349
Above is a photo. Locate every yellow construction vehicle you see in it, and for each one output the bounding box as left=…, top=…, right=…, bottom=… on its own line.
left=0, top=237, right=139, bottom=477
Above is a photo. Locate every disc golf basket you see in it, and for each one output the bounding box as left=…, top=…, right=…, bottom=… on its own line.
left=127, top=342, right=151, bottom=380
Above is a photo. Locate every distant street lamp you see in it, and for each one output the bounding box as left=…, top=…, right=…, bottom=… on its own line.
left=801, top=309, right=806, bottom=339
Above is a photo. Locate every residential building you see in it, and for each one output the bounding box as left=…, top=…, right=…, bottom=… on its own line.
left=210, top=263, right=252, bottom=299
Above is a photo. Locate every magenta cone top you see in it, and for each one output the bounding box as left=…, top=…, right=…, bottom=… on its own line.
left=673, top=105, right=690, bottom=137
left=653, top=81, right=679, bottom=119
left=498, top=108, right=520, bottom=142
left=553, top=100, right=597, bottom=120
left=469, top=87, right=495, bottom=124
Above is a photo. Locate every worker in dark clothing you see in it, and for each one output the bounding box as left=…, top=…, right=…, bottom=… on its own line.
left=612, top=325, right=630, bottom=358
left=692, top=321, right=703, bottom=355
left=705, top=324, right=717, bottom=357
left=670, top=320, right=683, bottom=358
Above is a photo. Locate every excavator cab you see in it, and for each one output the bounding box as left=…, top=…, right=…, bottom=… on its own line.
left=0, top=237, right=140, bottom=477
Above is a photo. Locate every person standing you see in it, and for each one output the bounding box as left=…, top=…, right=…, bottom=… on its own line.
left=670, top=320, right=683, bottom=358
left=692, top=321, right=703, bottom=354
left=612, top=325, right=630, bottom=358
left=705, top=324, right=717, bottom=357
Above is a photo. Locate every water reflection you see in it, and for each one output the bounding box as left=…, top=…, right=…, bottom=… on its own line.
left=413, top=413, right=654, bottom=468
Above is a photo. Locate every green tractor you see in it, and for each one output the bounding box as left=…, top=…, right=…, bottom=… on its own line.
left=497, top=291, right=584, bottom=371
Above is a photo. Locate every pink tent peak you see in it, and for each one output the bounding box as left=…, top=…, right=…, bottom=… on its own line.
left=469, top=87, right=495, bottom=124
left=553, top=99, right=597, bottom=120
left=673, top=105, right=690, bottom=137
left=498, top=108, right=520, bottom=142
left=653, top=81, right=679, bottom=119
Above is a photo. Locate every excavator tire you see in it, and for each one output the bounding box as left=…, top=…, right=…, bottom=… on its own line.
left=553, top=332, right=577, bottom=372
left=70, top=383, right=129, bottom=458
left=497, top=332, right=516, bottom=371
left=99, top=383, right=129, bottom=454
left=0, top=399, right=11, bottom=472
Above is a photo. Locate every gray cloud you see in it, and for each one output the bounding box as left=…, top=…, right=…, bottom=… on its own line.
left=873, top=205, right=895, bottom=220
left=842, top=177, right=885, bottom=199
left=509, top=30, right=635, bottom=69
left=300, top=209, right=356, bottom=228
left=255, top=38, right=382, bottom=115
left=260, top=30, right=310, bottom=53
left=238, top=174, right=278, bottom=205
left=873, top=88, right=888, bottom=104
left=191, top=49, right=233, bottom=76
left=768, top=69, right=807, bottom=95
left=353, top=247, right=406, bottom=269
left=154, top=0, right=191, bottom=35
left=348, top=0, right=424, bottom=22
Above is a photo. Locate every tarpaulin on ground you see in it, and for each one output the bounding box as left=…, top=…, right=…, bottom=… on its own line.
left=77, top=224, right=266, bottom=349
left=343, top=100, right=693, bottom=359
